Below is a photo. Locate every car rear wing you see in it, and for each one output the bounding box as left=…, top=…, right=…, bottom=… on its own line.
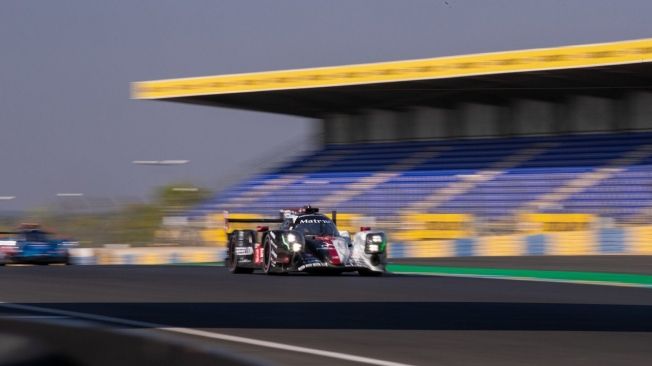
left=0, top=230, right=52, bottom=235
left=223, top=209, right=337, bottom=231
left=223, top=211, right=284, bottom=231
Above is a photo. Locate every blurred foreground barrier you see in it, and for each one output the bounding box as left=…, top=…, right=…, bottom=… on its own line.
left=0, top=318, right=260, bottom=366
left=388, top=225, right=652, bottom=258
left=69, top=247, right=226, bottom=265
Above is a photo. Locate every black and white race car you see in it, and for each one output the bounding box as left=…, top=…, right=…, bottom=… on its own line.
left=225, top=206, right=386, bottom=275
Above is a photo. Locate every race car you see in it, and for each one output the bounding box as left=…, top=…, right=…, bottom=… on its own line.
left=225, top=206, right=386, bottom=275
left=0, top=224, right=72, bottom=265
left=0, top=239, right=16, bottom=266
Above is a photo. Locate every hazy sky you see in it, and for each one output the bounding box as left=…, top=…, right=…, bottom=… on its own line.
left=1, top=0, right=651, bottom=210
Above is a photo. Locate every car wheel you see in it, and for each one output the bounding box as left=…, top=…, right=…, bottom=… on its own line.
left=228, top=242, right=253, bottom=274
left=358, top=269, right=383, bottom=277
left=263, top=237, right=280, bottom=275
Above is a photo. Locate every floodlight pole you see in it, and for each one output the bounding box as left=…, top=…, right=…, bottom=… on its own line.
left=56, top=193, right=91, bottom=211
left=132, top=160, right=190, bottom=166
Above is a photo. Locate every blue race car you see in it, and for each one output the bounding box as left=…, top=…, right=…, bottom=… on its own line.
left=1, top=225, right=72, bottom=265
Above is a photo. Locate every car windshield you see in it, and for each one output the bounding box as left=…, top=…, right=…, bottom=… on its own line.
left=293, top=216, right=339, bottom=236
left=23, top=230, right=51, bottom=242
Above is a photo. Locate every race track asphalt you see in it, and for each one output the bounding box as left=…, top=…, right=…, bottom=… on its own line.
left=1, top=264, right=652, bottom=366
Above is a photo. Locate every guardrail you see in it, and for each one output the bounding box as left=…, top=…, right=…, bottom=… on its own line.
left=389, top=225, right=652, bottom=258
left=0, top=318, right=260, bottom=365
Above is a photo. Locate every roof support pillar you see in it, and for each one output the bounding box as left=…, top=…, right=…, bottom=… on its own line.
left=322, top=114, right=355, bottom=144
left=459, top=103, right=502, bottom=138
left=511, top=99, right=555, bottom=136
left=628, top=92, right=652, bottom=131
left=410, top=107, right=450, bottom=140
left=363, top=110, right=399, bottom=142
left=564, top=96, right=614, bottom=133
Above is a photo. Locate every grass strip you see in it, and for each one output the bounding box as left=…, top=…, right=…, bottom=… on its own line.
left=387, top=264, right=652, bottom=286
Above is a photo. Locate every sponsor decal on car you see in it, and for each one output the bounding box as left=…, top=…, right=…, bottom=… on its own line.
left=254, top=245, right=263, bottom=264
left=296, top=219, right=331, bottom=224
left=234, top=247, right=253, bottom=256
left=297, top=262, right=329, bottom=271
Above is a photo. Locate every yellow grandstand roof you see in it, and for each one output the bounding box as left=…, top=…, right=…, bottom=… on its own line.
left=132, top=38, right=652, bottom=100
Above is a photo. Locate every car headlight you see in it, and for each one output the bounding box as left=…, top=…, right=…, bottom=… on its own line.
left=365, top=233, right=386, bottom=254
left=284, top=232, right=303, bottom=252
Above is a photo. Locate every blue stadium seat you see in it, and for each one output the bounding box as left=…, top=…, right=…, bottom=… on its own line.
left=187, top=132, right=652, bottom=221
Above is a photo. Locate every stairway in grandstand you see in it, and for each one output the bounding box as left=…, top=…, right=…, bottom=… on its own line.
left=196, top=132, right=652, bottom=223
left=216, top=149, right=355, bottom=210
left=314, top=147, right=443, bottom=210
left=403, top=142, right=554, bottom=213
left=523, top=144, right=652, bottom=212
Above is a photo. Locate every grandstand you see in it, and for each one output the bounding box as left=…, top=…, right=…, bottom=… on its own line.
left=196, top=131, right=652, bottom=219
left=133, top=38, right=652, bottom=252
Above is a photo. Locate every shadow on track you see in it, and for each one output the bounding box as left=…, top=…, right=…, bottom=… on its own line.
left=15, top=302, right=652, bottom=332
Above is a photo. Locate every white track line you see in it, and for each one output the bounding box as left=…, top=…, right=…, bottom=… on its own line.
left=0, top=315, right=70, bottom=319
left=0, top=302, right=414, bottom=366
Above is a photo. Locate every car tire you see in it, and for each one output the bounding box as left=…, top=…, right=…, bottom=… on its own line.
left=263, top=237, right=281, bottom=275
left=228, top=242, right=254, bottom=274
left=358, top=269, right=383, bottom=277
left=325, top=271, right=344, bottom=276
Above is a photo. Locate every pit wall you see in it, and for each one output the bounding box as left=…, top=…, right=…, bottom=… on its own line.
left=389, top=226, right=652, bottom=258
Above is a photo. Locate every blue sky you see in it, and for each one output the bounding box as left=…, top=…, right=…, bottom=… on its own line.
left=1, top=0, right=651, bottom=210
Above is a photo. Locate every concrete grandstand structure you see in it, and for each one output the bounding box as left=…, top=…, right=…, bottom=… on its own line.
left=133, top=38, right=652, bottom=257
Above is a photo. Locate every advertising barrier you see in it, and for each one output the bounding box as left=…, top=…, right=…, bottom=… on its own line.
left=519, top=213, right=597, bottom=233
left=68, top=247, right=225, bottom=265
left=389, top=225, right=652, bottom=258
left=394, top=213, right=474, bottom=241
